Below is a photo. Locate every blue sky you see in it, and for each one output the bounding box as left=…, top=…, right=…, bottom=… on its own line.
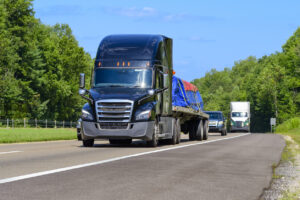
left=34, top=0, right=300, bottom=81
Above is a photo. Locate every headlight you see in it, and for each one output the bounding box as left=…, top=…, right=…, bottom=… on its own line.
left=135, top=110, right=151, bottom=121
left=76, top=119, right=82, bottom=128
left=82, top=109, right=94, bottom=121
left=231, top=119, right=235, bottom=126
left=244, top=120, right=249, bottom=126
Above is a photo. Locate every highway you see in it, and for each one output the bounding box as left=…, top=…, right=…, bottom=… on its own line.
left=0, top=133, right=285, bottom=200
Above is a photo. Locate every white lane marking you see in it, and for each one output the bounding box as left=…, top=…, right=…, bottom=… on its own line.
left=0, top=151, right=22, bottom=155
left=0, top=133, right=250, bottom=184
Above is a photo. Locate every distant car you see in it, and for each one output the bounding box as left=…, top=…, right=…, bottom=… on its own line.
left=204, top=111, right=227, bottom=136
left=76, top=118, right=82, bottom=140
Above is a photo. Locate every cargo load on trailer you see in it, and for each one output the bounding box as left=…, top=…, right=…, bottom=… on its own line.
left=172, top=76, right=204, bottom=111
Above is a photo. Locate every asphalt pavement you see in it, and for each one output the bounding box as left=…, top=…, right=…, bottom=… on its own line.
left=0, top=132, right=285, bottom=200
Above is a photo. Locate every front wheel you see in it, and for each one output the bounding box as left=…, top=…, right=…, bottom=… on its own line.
left=168, top=119, right=177, bottom=145
left=82, top=139, right=94, bottom=147
left=147, top=121, right=159, bottom=147
left=221, top=129, right=227, bottom=136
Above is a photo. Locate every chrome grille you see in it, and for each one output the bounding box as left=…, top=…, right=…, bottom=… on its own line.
left=236, top=121, right=243, bottom=128
left=99, top=122, right=128, bottom=130
left=96, top=100, right=134, bottom=123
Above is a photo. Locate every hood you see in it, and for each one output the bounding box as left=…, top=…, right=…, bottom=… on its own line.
left=208, top=119, right=220, bottom=123
left=89, top=87, right=150, bottom=102
left=231, top=117, right=248, bottom=122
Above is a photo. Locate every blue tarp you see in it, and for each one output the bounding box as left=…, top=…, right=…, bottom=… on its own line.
left=172, top=76, right=204, bottom=111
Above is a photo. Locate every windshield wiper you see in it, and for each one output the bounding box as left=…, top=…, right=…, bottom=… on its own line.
left=130, top=85, right=142, bottom=88
left=107, top=85, right=126, bottom=87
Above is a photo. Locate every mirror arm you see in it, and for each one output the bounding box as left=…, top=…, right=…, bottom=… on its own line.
left=79, top=90, right=93, bottom=104
left=137, top=87, right=169, bottom=105
left=156, top=87, right=168, bottom=93
left=80, top=94, right=93, bottom=103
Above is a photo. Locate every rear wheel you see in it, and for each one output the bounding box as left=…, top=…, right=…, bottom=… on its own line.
left=147, top=120, right=159, bottom=147
left=196, top=120, right=203, bottom=141
left=82, top=139, right=94, bottom=147
left=203, top=120, right=208, bottom=140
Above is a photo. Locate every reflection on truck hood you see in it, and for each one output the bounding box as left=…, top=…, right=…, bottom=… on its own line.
left=89, top=87, right=149, bottom=102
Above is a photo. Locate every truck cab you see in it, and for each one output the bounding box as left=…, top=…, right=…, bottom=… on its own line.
left=230, top=101, right=250, bottom=132
left=79, top=34, right=178, bottom=147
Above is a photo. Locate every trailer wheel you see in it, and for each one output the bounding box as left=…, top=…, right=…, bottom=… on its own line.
left=203, top=120, right=208, bottom=140
left=147, top=120, right=159, bottom=147
left=196, top=120, right=203, bottom=141
left=189, top=121, right=197, bottom=141
left=82, top=139, right=94, bottom=147
left=176, top=119, right=181, bottom=144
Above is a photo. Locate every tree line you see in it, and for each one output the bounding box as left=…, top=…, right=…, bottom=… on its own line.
left=192, top=28, right=300, bottom=132
left=0, top=0, right=93, bottom=121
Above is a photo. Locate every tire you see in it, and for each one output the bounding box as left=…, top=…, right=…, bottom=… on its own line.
left=109, top=139, right=132, bottom=145
left=196, top=120, right=203, bottom=141
left=77, top=130, right=82, bottom=141
left=147, top=120, right=159, bottom=147
left=168, top=119, right=177, bottom=145
left=221, top=129, right=226, bottom=136
left=82, top=139, right=94, bottom=147
left=189, top=121, right=197, bottom=141
left=203, top=120, right=208, bottom=140
left=176, top=119, right=181, bottom=144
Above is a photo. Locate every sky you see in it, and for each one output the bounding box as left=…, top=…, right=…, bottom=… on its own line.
left=34, top=0, right=300, bottom=82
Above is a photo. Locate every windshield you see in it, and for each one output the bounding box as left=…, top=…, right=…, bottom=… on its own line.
left=207, top=113, right=222, bottom=120
left=232, top=112, right=248, bottom=117
left=93, top=68, right=153, bottom=88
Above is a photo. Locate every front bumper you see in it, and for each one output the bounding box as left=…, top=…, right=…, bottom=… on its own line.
left=230, top=126, right=250, bottom=132
left=208, top=126, right=222, bottom=132
left=81, top=121, right=154, bottom=141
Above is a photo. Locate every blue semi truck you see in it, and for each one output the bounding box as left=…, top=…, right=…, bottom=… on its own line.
left=78, top=34, right=209, bottom=147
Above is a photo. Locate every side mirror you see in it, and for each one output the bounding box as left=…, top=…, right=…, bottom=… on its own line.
left=148, top=89, right=155, bottom=96
left=79, top=73, right=85, bottom=89
left=79, top=89, right=86, bottom=96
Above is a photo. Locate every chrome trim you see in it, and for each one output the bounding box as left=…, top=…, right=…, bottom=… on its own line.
left=95, top=99, right=134, bottom=123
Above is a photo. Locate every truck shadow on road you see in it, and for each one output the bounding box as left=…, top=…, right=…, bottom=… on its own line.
left=78, top=132, right=233, bottom=148
left=79, top=138, right=195, bottom=148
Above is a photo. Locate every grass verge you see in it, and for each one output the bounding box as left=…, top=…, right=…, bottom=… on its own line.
left=276, top=117, right=300, bottom=199
left=0, top=128, right=76, bottom=143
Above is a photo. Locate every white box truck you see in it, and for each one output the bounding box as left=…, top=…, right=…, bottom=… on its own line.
left=230, top=102, right=250, bottom=132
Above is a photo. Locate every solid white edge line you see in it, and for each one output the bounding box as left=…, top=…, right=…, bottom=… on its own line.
left=0, top=151, right=22, bottom=155
left=0, top=133, right=250, bottom=184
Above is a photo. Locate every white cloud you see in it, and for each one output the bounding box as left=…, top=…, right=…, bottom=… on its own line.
left=116, top=7, right=157, bottom=18
left=163, top=13, right=187, bottom=22
left=109, top=6, right=218, bottom=23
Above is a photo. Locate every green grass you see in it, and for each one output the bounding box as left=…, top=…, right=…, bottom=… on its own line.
left=0, top=128, right=77, bottom=143
left=275, top=117, right=300, bottom=199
